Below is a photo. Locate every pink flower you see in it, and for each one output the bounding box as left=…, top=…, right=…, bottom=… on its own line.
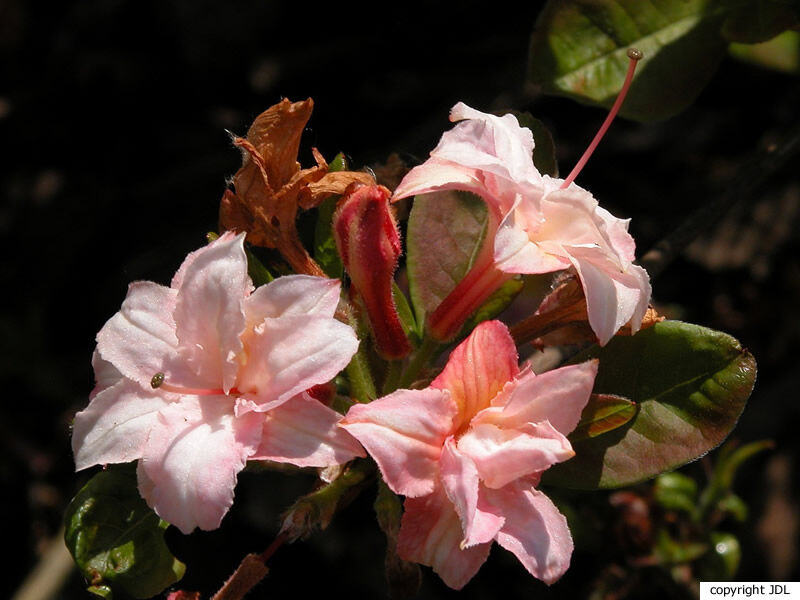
left=393, top=102, right=650, bottom=345
left=72, top=232, right=364, bottom=533
left=341, top=320, right=597, bottom=589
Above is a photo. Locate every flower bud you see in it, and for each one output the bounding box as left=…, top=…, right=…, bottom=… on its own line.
left=334, top=184, right=412, bottom=359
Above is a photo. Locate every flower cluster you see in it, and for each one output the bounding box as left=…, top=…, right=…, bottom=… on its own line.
left=72, top=101, right=652, bottom=590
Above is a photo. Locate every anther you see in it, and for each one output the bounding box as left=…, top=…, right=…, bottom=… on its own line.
left=151, top=372, right=165, bottom=389
left=561, top=48, right=643, bottom=190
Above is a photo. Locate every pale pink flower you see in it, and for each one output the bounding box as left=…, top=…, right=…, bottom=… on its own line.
left=341, top=320, right=597, bottom=589
left=393, top=102, right=650, bottom=345
left=72, top=232, right=364, bottom=533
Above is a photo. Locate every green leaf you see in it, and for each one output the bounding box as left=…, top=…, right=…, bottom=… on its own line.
left=721, top=1, right=800, bottom=43
left=729, top=29, right=800, bottom=73
left=544, top=320, right=756, bottom=489
left=655, top=529, right=709, bottom=565
left=569, top=393, right=638, bottom=442
left=463, top=276, right=525, bottom=333
left=654, top=472, right=699, bottom=514
left=313, top=152, right=347, bottom=278
left=528, top=0, right=732, bottom=121
left=314, top=195, right=344, bottom=278
left=697, top=439, right=773, bottom=519
left=405, top=191, right=488, bottom=327
left=699, top=532, right=742, bottom=579
left=64, top=464, right=185, bottom=599
left=393, top=281, right=421, bottom=344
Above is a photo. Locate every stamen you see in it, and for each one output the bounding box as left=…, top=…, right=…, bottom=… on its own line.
left=149, top=371, right=231, bottom=396
left=561, top=48, right=643, bottom=190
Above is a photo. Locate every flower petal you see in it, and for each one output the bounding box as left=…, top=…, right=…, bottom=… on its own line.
left=456, top=422, right=574, bottom=489
left=72, top=379, right=171, bottom=471
left=172, top=232, right=251, bottom=392
left=89, top=347, right=123, bottom=399
left=236, top=315, right=359, bottom=411
left=430, top=320, right=519, bottom=428
left=391, top=158, right=483, bottom=202
left=95, top=281, right=185, bottom=388
left=483, top=361, right=598, bottom=436
left=569, top=249, right=651, bottom=346
left=341, top=388, right=456, bottom=497
left=486, top=481, right=573, bottom=584
left=137, top=395, right=263, bottom=533
left=245, top=275, right=342, bottom=324
left=397, top=485, right=492, bottom=590
left=440, top=437, right=504, bottom=548
left=251, top=392, right=365, bottom=467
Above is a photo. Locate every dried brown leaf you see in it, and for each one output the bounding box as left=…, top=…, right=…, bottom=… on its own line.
left=219, top=98, right=373, bottom=276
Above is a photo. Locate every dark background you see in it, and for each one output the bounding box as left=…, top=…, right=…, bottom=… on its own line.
left=3, top=1, right=799, bottom=598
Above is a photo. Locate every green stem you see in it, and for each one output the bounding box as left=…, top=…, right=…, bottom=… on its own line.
left=398, top=335, right=442, bottom=390
left=382, top=359, right=404, bottom=396
left=346, top=348, right=377, bottom=403
left=280, top=459, right=377, bottom=541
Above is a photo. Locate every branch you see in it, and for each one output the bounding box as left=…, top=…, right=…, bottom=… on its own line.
left=639, top=120, right=800, bottom=280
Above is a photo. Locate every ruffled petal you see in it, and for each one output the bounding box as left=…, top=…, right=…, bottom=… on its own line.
left=95, top=281, right=186, bottom=388
left=486, top=481, right=573, bottom=584
left=397, top=485, right=492, bottom=590
left=137, top=395, right=263, bottom=533
left=440, top=437, right=504, bottom=548
left=392, top=158, right=484, bottom=202
left=480, top=362, right=598, bottom=436
left=341, top=388, right=457, bottom=497
left=251, top=392, right=365, bottom=467
left=569, top=249, right=651, bottom=346
left=430, top=320, right=519, bottom=428
left=245, top=275, right=342, bottom=324
left=236, top=315, right=359, bottom=411
left=456, top=422, right=574, bottom=489
left=72, top=379, right=171, bottom=471
left=494, top=208, right=570, bottom=274
left=442, top=102, right=540, bottom=185
left=90, top=347, right=123, bottom=399
left=172, top=232, right=251, bottom=392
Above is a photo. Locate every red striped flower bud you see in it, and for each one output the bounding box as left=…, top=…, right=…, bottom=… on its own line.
left=334, top=184, right=412, bottom=359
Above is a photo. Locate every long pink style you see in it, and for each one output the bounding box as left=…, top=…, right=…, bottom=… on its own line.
left=561, top=48, right=643, bottom=189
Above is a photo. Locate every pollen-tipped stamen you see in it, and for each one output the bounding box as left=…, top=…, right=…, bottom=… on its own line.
left=561, top=48, right=643, bottom=190
left=150, top=372, right=234, bottom=396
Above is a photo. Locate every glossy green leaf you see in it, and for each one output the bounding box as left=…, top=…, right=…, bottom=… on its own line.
left=569, top=393, right=637, bottom=442
left=406, top=191, right=488, bottom=327
left=544, top=320, right=756, bottom=489
left=528, top=0, right=731, bottom=121
left=729, top=29, right=800, bottom=73
left=64, top=464, right=185, bottom=599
